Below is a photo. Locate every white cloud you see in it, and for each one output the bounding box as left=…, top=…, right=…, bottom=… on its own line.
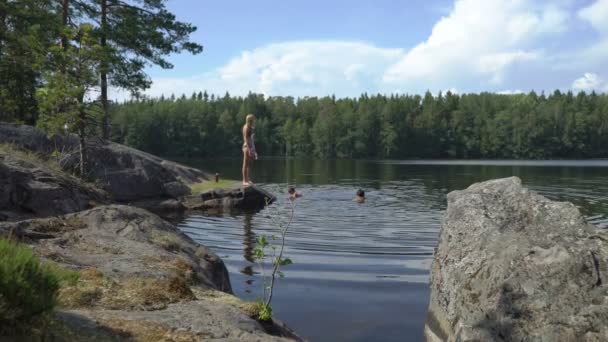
left=579, top=0, right=608, bottom=34
left=572, top=72, right=607, bottom=92
left=215, top=41, right=404, bottom=96
left=575, top=0, right=608, bottom=69
left=109, top=0, right=608, bottom=100
left=113, top=41, right=406, bottom=100
left=382, top=0, right=567, bottom=87
left=497, top=89, right=525, bottom=95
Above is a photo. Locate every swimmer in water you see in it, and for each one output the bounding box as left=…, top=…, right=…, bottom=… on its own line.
left=354, top=189, right=365, bottom=203
left=288, top=186, right=302, bottom=199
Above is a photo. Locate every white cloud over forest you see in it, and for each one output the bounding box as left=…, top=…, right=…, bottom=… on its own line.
left=114, top=0, right=608, bottom=100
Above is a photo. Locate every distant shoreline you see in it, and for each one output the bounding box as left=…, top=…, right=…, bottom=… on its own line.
left=171, top=156, right=608, bottom=167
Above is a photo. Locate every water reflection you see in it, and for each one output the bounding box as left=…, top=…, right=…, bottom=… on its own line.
left=242, top=213, right=255, bottom=262
left=240, top=212, right=257, bottom=294
left=176, top=158, right=608, bottom=342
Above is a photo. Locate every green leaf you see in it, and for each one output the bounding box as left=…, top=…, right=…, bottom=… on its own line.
left=257, top=236, right=268, bottom=248
left=279, top=258, right=293, bottom=266
left=253, top=248, right=265, bottom=260
left=258, top=303, right=272, bottom=321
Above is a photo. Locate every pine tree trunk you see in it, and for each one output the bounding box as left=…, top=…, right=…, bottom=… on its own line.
left=100, top=0, right=109, bottom=139
left=78, top=107, right=87, bottom=176
left=61, top=0, right=69, bottom=51
left=0, top=9, right=5, bottom=56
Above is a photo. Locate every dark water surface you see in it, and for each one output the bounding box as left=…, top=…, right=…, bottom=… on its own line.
left=177, top=159, right=608, bottom=342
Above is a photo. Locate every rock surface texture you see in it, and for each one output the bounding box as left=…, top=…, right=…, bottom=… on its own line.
left=0, top=122, right=209, bottom=202
left=0, top=205, right=231, bottom=292
left=59, top=142, right=208, bottom=201
left=0, top=205, right=300, bottom=340
left=185, top=186, right=277, bottom=212
left=0, top=151, right=106, bottom=221
left=0, top=122, right=62, bottom=154
left=426, top=177, right=608, bottom=342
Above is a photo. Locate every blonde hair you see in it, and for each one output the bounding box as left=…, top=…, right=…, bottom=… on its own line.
left=245, top=114, right=255, bottom=126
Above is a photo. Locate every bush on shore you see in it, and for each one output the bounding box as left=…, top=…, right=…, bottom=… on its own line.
left=0, top=238, right=71, bottom=323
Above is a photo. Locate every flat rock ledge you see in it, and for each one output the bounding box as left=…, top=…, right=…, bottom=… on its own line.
left=425, top=177, right=608, bottom=342
left=184, top=185, right=277, bottom=212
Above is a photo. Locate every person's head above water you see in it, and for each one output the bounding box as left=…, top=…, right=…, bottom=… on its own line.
left=288, top=186, right=302, bottom=198
left=355, top=189, right=365, bottom=203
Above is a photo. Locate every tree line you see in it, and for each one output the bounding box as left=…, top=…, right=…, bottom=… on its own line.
left=111, top=90, right=608, bottom=159
left=2, top=1, right=607, bottom=161
left=0, top=0, right=200, bottom=173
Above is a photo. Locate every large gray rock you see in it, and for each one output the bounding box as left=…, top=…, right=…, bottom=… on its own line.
left=59, top=141, right=208, bottom=201
left=0, top=151, right=106, bottom=221
left=426, top=177, right=608, bottom=342
left=0, top=205, right=231, bottom=293
left=0, top=205, right=302, bottom=341
left=0, top=122, right=209, bottom=202
left=0, top=122, right=59, bottom=154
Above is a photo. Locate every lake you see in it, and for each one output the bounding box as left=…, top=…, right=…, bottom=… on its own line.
left=177, top=158, right=608, bottom=342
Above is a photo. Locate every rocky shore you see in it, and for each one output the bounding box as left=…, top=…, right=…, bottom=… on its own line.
left=0, top=122, right=299, bottom=341
left=426, top=177, right=608, bottom=342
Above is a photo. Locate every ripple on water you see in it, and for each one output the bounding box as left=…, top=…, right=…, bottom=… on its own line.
left=174, top=158, right=608, bottom=342
left=178, top=182, right=443, bottom=286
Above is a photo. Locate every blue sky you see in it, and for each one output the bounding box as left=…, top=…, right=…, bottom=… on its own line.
left=115, top=0, right=608, bottom=99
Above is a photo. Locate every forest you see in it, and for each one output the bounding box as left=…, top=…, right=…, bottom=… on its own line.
left=2, top=1, right=607, bottom=162
left=111, top=90, right=608, bottom=159
left=0, top=0, right=200, bottom=172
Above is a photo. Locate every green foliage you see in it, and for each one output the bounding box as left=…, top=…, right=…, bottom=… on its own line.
left=0, top=239, right=60, bottom=322
left=0, top=0, right=58, bottom=124
left=111, top=90, right=608, bottom=160
left=251, top=200, right=296, bottom=321
left=37, top=23, right=101, bottom=129
left=256, top=299, right=273, bottom=322
left=0, top=0, right=202, bottom=137
left=43, top=261, right=80, bottom=287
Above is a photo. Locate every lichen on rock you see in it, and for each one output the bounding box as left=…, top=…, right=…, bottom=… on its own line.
left=426, top=177, right=608, bottom=342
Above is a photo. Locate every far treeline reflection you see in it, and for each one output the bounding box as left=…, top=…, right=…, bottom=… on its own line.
left=111, top=90, right=608, bottom=160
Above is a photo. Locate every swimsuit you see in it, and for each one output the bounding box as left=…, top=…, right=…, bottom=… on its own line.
left=243, top=127, right=258, bottom=159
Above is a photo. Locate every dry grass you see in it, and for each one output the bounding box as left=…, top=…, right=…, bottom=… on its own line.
left=0, top=311, right=189, bottom=342
left=239, top=301, right=263, bottom=319
left=189, top=179, right=239, bottom=194
left=0, top=312, right=114, bottom=342
left=0, top=143, right=61, bottom=171
left=97, top=318, right=204, bottom=342
left=0, top=143, right=104, bottom=195
left=149, top=232, right=183, bottom=252
left=28, top=216, right=86, bottom=235
left=192, top=287, right=262, bottom=319
left=58, top=267, right=195, bottom=311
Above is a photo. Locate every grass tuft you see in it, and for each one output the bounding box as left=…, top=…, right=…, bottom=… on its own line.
left=58, top=267, right=195, bottom=311
left=189, top=179, right=240, bottom=194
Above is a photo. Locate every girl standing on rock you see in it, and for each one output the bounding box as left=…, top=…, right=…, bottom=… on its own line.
left=242, top=114, right=258, bottom=186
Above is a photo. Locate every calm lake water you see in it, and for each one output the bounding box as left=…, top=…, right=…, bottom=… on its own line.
left=177, top=158, right=608, bottom=342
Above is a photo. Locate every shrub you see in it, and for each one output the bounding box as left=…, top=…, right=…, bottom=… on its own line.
left=0, top=239, right=60, bottom=322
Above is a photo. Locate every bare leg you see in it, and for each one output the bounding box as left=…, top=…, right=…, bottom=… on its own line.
left=242, top=151, right=248, bottom=185
left=248, top=157, right=254, bottom=185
